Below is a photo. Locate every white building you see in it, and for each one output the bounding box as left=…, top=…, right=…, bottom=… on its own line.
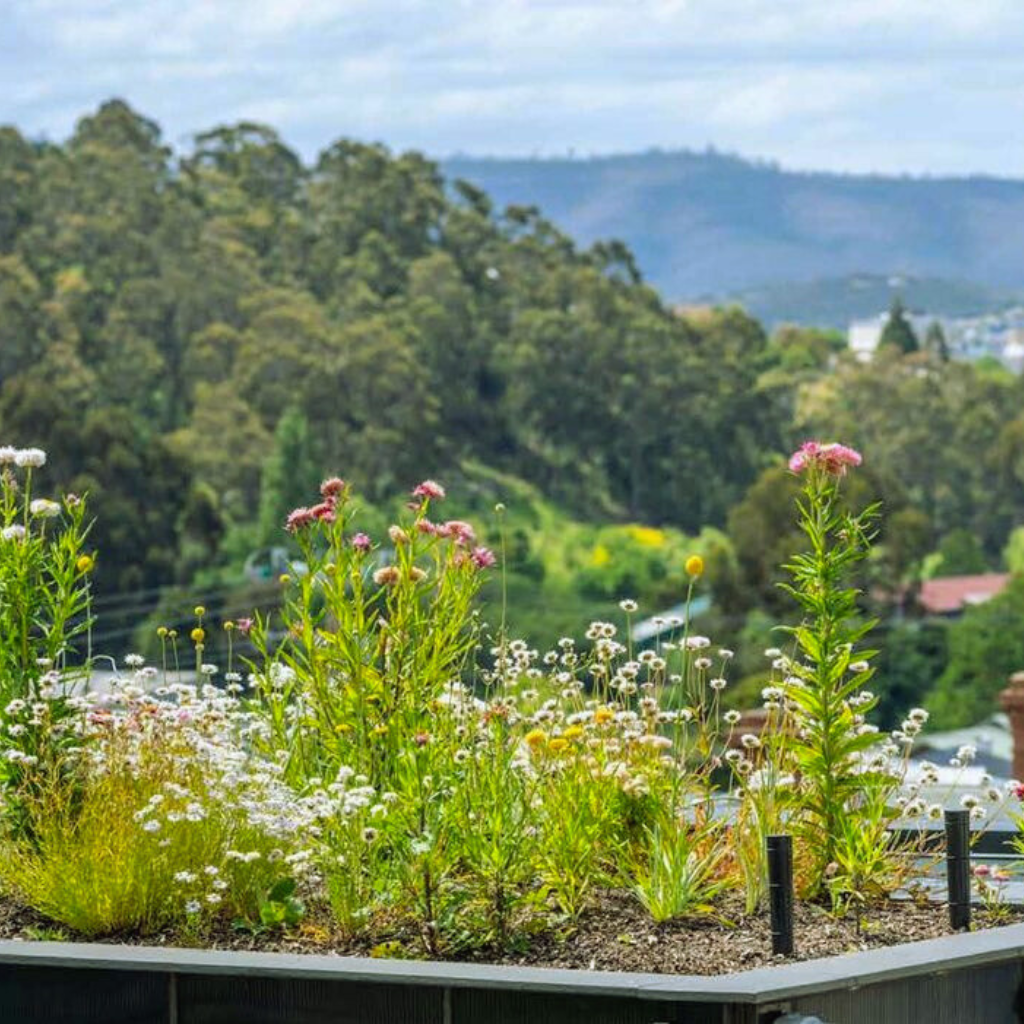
left=848, top=316, right=885, bottom=359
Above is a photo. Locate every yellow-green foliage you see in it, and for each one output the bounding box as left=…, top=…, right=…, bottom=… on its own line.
left=1, top=708, right=295, bottom=936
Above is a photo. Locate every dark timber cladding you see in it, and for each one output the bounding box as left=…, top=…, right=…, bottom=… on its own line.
left=0, top=926, right=1023, bottom=1023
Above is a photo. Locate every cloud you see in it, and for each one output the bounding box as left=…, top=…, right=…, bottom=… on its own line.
left=4, top=0, right=1024, bottom=173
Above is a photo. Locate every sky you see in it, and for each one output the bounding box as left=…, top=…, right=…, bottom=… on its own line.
left=5, top=0, right=1024, bottom=175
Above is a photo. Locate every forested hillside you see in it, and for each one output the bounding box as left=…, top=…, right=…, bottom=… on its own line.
left=443, top=150, right=1024, bottom=308
left=0, top=101, right=781, bottom=596
left=4, top=100, right=1024, bottom=729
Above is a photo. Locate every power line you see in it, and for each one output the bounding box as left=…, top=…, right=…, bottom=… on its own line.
left=90, top=579, right=247, bottom=610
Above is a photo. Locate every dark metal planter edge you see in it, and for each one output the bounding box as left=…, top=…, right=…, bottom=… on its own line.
left=0, top=922, right=1023, bottom=1007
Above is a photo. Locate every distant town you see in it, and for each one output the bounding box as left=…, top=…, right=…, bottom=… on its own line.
left=849, top=306, right=1024, bottom=371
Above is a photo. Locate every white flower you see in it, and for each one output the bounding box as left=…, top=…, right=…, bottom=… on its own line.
left=619, top=599, right=638, bottom=613
left=14, top=448, right=46, bottom=468
left=764, top=647, right=782, bottom=659
left=1, top=525, right=26, bottom=542
left=185, top=900, right=201, bottom=914
left=849, top=661, right=870, bottom=674
left=723, top=710, right=741, bottom=725
left=141, top=819, right=161, bottom=833
left=29, top=499, right=60, bottom=518
left=0, top=447, right=16, bottom=464
left=174, top=871, right=197, bottom=884
left=123, top=654, right=145, bottom=668
left=741, top=733, right=761, bottom=750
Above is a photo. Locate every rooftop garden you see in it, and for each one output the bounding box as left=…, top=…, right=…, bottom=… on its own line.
left=0, top=440, right=1019, bottom=974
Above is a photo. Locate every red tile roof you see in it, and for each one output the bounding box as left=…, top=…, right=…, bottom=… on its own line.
left=917, top=573, right=1011, bottom=615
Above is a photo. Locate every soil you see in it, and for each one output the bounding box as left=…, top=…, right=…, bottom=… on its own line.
left=0, top=891, right=1018, bottom=977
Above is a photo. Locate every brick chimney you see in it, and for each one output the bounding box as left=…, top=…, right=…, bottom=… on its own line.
left=999, top=671, right=1024, bottom=781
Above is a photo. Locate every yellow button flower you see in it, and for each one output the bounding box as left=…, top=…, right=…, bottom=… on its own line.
left=190, top=627, right=205, bottom=644
left=76, top=554, right=95, bottom=573
left=524, top=728, right=547, bottom=748
left=685, top=554, right=704, bottom=577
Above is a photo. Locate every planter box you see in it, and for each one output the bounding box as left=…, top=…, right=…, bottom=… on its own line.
left=1, top=924, right=1023, bottom=1024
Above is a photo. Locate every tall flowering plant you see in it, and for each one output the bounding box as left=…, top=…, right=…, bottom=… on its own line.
left=0, top=446, right=93, bottom=699
left=0, top=446, right=94, bottom=829
left=776, top=442, right=894, bottom=899
left=249, top=478, right=494, bottom=788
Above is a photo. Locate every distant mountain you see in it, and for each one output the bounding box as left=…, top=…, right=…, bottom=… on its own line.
left=720, top=274, right=1016, bottom=329
left=441, top=150, right=1024, bottom=321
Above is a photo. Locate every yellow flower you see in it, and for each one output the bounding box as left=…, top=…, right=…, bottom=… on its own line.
left=157, top=626, right=168, bottom=638
left=563, top=725, right=584, bottom=741
left=549, top=737, right=569, bottom=753
left=335, top=723, right=352, bottom=733
left=190, top=627, right=205, bottom=645
left=594, top=707, right=615, bottom=725
left=193, top=605, right=206, bottom=617
left=524, top=728, right=547, bottom=748
left=685, top=554, right=704, bottom=577
left=371, top=725, right=388, bottom=737
left=76, top=554, right=95, bottom=574
left=279, top=573, right=291, bottom=585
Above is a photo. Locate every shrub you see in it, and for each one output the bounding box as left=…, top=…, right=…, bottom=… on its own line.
left=1, top=671, right=310, bottom=935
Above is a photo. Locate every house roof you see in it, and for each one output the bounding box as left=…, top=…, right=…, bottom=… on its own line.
left=917, top=573, right=1011, bottom=615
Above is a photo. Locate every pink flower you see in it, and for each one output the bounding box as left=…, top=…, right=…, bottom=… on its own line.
left=412, top=480, right=446, bottom=501
left=470, top=546, right=497, bottom=569
left=285, top=507, right=315, bottom=532
left=439, top=520, right=476, bottom=546
left=788, top=441, right=820, bottom=474
left=789, top=441, right=862, bottom=476
left=417, top=519, right=438, bottom=535
left=351, top=532, right=371, bottom=552
left=1013, top=781, right=1024, bottom=801
left=310, top=501, right=336, bottom=523
left=235, top=618, right=253, bottom=635
left=320, top=477, right=346, bottom=499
